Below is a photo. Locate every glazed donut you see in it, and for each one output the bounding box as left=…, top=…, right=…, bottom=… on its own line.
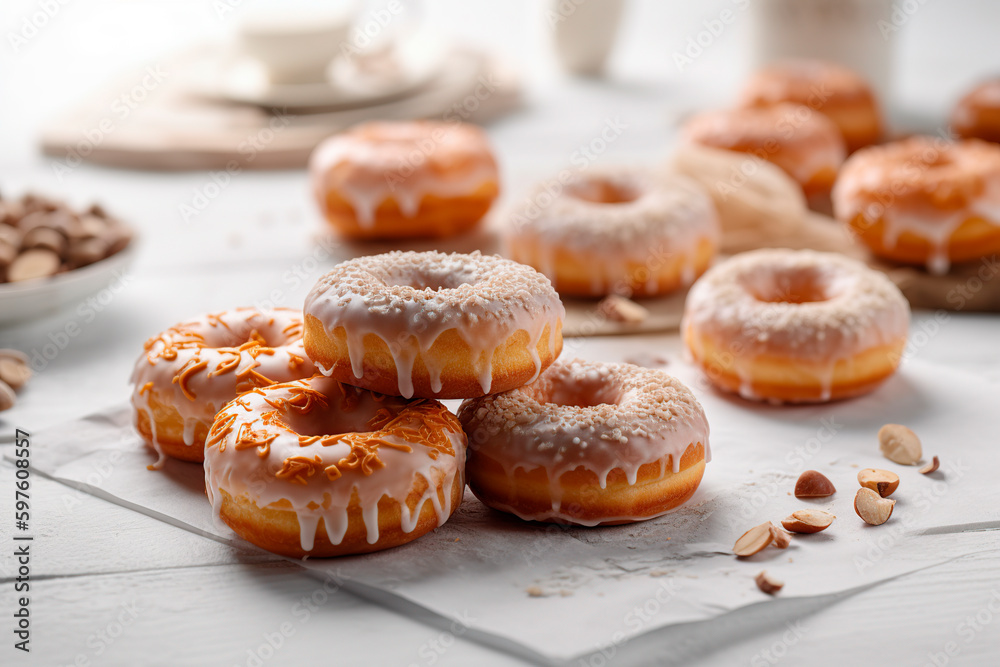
left=204, top=375, right=466, bottom=557
left=506, top=169, right=720, bottom=297
left=131, top=308, right=316, bottom=466
left=458, top=359, right=710, bottom=526
left=309, top=121, right=500, bottom=239
left=740, top=59, right=883, bottom=152
left=303, top=250, right=564, bottom=399
left=681, top=103, right=847, bottom=198
left=833, top=136, right=1000, bottom=275
left=683, top=249, right=910, bottom=404
left=951, top=79, right=1000, bottom=143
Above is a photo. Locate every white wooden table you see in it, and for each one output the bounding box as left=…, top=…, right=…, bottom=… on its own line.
left=3, top=2, right=1000, bottom=665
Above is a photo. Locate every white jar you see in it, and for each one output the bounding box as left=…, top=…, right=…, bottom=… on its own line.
left=750, top=0, right=895, bottom=96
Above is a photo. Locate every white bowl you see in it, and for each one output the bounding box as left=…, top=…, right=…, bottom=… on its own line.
left=0, top=245, right=136, bottom=327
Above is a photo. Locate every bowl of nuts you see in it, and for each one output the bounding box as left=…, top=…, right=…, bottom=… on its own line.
left=0, top=192, right=136, bottom=326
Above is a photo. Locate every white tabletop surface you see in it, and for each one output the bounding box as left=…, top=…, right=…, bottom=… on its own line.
left=3, top=1, right=1000, bottom=665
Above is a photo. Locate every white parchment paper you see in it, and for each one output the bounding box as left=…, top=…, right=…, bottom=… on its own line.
left=15, top=344, right=1000, bottom=663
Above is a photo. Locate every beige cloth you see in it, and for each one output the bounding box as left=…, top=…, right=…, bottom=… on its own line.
left=671, top=145, right=1000, bottom=314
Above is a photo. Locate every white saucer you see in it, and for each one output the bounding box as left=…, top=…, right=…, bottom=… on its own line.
left=188, top=31, right=447, bottom=110
left=0, top=245, right=136, bottom=327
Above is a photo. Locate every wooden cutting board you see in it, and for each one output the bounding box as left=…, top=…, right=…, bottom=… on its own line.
left=39, top=46, right=520, bottom=171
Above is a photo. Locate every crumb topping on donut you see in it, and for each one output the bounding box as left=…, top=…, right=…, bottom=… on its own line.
left=459, top=359, right=710, bottom=498
left=508, top=169, right=718, bottom=249
left=309, top=250, right=559, bottom=323
left=683, top=248, right=910, bottom=361
left=305, top=250, right=565, bottom=396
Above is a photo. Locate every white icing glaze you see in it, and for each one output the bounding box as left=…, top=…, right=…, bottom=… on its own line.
left=203, top=375, right=466, bottom=552
left=682, top=248, right=910, bottom=401
left=458, top=359, right=710, bottom=525
left=506, top=169, right=720, bottom=294
left=833, top=136, right=1000, bottom=275
left=303, top=250, right=565, bottom=398
left=309, top=121, right=499, bottom=228
left=130, top=308, right=316, bottom=466
left=682, top=103, right=846, bottom=185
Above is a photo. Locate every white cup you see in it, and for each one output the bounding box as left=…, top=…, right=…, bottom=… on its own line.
left=750, top=0, right=895, bottom=97
left=237, top=4, right=358, bottom=85
left=550, top=0, right=626, bottom=76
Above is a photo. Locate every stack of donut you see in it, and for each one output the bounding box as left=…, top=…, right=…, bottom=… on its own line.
left=132, top=250, right=713, bottom=551
left=131, top=250, right=564, bottom=557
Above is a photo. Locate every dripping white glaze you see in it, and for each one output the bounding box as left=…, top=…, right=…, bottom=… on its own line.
left=309, top=121, right=499, bottom=228
left=682, top=248, right=911, bottom=403
left=833, top=136, right=1000, bottom=275
left=304, top=250, right=565, bottom=398
left=458, top=359, right=710, bottom=524
left=129, top=308, right=316, bottom=463
left=203, top=376, right=466, bottom=553
left=506, top=169, right=720, bottom=297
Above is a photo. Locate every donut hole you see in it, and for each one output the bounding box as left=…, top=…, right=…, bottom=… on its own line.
left=743, top=266, right=837, bottom=304
left=385, top=272, right=468, bottom=291
left=201, top=313, right=295, bottom=348
left=540, top=377, right=622, bottom=409
left=566, top=178, right=641, bottom=205
left=381, top=266, right=482, bottom=292
left=282, top=403, right=381, bottom=438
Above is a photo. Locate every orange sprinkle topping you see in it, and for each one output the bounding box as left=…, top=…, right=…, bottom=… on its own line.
left=139, top=382, right=154, bottom=396
left=173, top=359, right=209, bottom=401
left=207, top=412, right=238, bottom=451
left=234, top=423, right=279, bottom=458
left=208, top=351, right=241, bottom=377
left=275, top=455, right=324, bottom=485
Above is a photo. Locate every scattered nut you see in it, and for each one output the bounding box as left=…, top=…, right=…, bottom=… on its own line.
left=0, top=224, right=20, bottom=248
left=7, top=248, right=60, bottom=282
left=21, top=226, right=67, bottom=255
left=781, top=509, right=835, bottom=534
left=0, top=240, right=16, bottom=268
left=733, top=522, right=774, bottom=557
left=854, top=487, right=896, bottom=526
left=755, top=571, right=783, bottom=595
left=0, top=380, right=15, bottom=412
left=66, top=237, right=109, bottom=268
left=857, top=468, right=900, bottom=497
left=919, top=456, right=940, bottom=475
left=0, top=349, right=29, bottom=365
left=794, top=470, right=836, bottom=498
left=769, top=524, right=791, bottom=549
left=0, top=358, right=31, bottom=390
left=0, top=193, right=131, bottom=285
left=597, top=294, right=649, bottom=324
left=878, top=424, right=922, bottom=465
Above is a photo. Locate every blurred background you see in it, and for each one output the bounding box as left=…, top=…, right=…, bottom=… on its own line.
left=4, top=0, right=1000, bottom=423
left=3, top=0, right=1000, bottom=170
